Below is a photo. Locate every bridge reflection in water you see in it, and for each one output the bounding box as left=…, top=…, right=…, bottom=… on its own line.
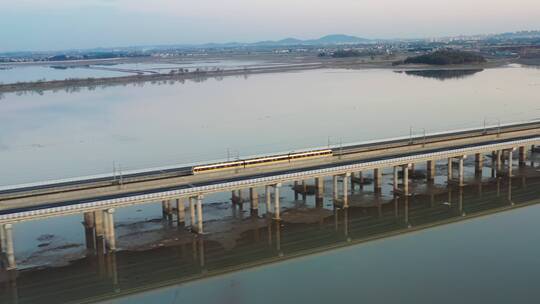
left=1, top=163, right=540, bottom=303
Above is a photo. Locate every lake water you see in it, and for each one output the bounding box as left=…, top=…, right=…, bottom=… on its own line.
left=0, top=65, right=539, bottom=186
left=0, top=65, right=135, bottom=84
left=1, top=64, right=540, bottom=303
left=0, top=60, right=271, bottom=84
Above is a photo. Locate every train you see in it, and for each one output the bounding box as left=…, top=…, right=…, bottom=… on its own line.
left=192, top=149, right=333, bottom=173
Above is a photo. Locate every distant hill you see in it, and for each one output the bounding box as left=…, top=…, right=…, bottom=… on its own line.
left=308, top=34, right=371, bottom=44
left=251, top=34, right=372, bottom=46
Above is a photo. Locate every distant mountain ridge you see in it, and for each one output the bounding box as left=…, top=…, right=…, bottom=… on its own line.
left=249, top=34, right=372, bottom=46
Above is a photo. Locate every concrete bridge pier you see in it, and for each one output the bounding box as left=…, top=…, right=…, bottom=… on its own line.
left=508, top=148, right=515, bottom=177
left=86, top=211, right=105, bottom=255
left=250, top=188, right=259, bottom=216
left=265, top=185, right=272, bottom=216
left=343, top=173, right=350, bottom=208
left=333, top=175, right=338, bottom=201
left=519, top=146, right=526, bottom=166
left=0, top=224, right=5, bottom=253
left=162, top=200, right=172, bottom=218
left=196, top=195, right=204, bottom=234
left=458, top=156, right=465, bottom=187
left=373, top=169, right=382, bottom=193
left=496, top=150, right=502, bottom=173
left=103, top=209, right=116, bottom=251
left=402, top=164, right=410, bottom=196
left=447, top=158, right=453, bottom=182
left=176, top=198, right=186, bottom=226
left=475, top=153, right=484, bottom=177
left=3, top=224, right=16, bottom=270
left=427, top=160, right=436, bottom=181
left=273, top=184, right=282, bottom=220
left=237, top=190, right=243, bottom=206
left=315, top=177, right=324, bottom=208
left=355, top=171, right=365, bottom=190
left=83, top=212, right=97, bottom=252
left=393, top=166, right=399, bottom=192
left=189, top=197, right=196, bottom=228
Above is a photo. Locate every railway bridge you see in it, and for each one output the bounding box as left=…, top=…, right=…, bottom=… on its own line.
left=0, top=120, right=539, bottom=270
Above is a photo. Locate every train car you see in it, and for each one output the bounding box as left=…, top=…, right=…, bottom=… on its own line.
left=192, top=149, right=332, bottom=174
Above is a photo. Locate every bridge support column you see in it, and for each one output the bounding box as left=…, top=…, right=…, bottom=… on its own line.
left=496, top=150, right=502, bottom=173
left=427, top=160, right=436, bottom=181
left=475, top=153, right=484, bottom=177
left=333, top=175, right=338, bottom=201
left=94, top=211, right=105, bottom=238
left=315, top=177, right=324, bottom=208
left=402, top=165, right=409, bottom=196
left=393, top=166, right=399, bottom=192
left=4, top=224, right=15, bottom=270
left=508, top=149, right=514, bottom=177
left=374, top=168, right=382, bottom=192
left=196, top=195, right=204, bottom=234
left=189, top=197, right=196, bottom=228
left=0, top=224, right=5, bottom=253
left=176, top=198, right=186, bottom=225
left=274, top=184, right=282, bottom=220
left=104, top=209, right=116, bottom=251
left=83, top=212, right=96, bottom=251
left=447, top=158, right=453, bottom=182
left=315, top=177, right=324, bottom=194
left=519, top=146, right=526, bottom=166
left=343, top=173, right=350, bottom=208
left=265, top=185, right=272, bottom=216
left=162, top=200, right=172, bottom=217
left=458, top=157, right=465, bottom=187
left=238, top=190, right=243, bottom=205
left=250, top=188, right=259, bottom=215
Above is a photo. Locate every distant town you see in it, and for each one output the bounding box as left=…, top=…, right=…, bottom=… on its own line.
left=1, top=31, right=539, bottom=65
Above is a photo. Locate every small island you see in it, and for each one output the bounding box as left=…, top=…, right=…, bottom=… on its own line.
left=396, top=49, right=486, bottom=65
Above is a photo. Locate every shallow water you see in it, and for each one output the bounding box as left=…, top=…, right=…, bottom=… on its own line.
left=0, top=65, right=135, bottom=84
left=0, top=65, right=539, bottom=186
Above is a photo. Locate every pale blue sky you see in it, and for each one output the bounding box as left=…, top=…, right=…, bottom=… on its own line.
left=1, top=0, right=539, bottom=52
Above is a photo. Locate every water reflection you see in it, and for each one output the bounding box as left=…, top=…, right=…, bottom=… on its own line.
left=396, top=69, right=484, bottom=80
left=1, top=168, right=539, bottom=304
left=1, top=67, right=539, bottom=186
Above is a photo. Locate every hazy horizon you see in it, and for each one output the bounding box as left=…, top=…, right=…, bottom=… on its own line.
left=1, top=0, right=540, bottom=52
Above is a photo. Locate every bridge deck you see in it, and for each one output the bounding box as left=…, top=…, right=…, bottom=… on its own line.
left=0, top=121, right=539, bottom=223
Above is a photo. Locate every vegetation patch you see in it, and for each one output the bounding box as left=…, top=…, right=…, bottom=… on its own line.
left=395, top=49, right=486, bottom=65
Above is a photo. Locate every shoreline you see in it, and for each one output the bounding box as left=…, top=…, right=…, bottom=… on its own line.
left=0, top=58, right=513, bottom=95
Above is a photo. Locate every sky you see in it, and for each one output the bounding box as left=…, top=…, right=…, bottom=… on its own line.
left=1, top=0, right=540, bottom=52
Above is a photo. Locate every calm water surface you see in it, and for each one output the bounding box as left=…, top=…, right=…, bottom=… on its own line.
left=0, top=65, right=539, bottom=186
left=1, top=65, right=540, bottom=303
left=110, top=204, right=540, bottom=304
